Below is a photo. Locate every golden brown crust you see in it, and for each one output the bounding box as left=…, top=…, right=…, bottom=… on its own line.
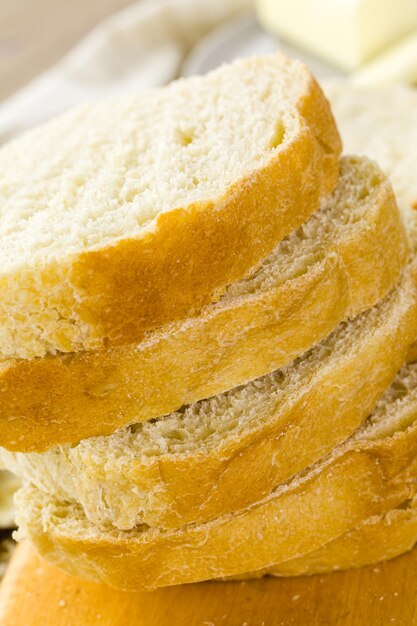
left=0, top=165, right=406, bottom=452
left=18, top=406, right=417, bottom=591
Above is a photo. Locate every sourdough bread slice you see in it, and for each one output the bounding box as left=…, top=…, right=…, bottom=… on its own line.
left=0, top=157, right=407, bottom=452
left=0, top=54, right=340, bottom=359
left=5, top=257, right=416, bottom=529
left=14, top=359, right=417, bottom=590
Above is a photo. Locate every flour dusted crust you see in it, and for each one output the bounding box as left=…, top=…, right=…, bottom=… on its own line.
left=0, top=54, right=341, bottom=359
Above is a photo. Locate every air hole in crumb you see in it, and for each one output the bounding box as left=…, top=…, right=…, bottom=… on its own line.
left=397, top=498, right=413, bottom=510
left=260, top=87, right=272, bottom=102
left=53, top=508, right=70, bottom=520
left=176, top=128, right=195, bottom=147
left=269, top=120, right=285, bottom=150
left=167, top=430, right=187, bottom=441
left=358, top=187, right=370, bottom=200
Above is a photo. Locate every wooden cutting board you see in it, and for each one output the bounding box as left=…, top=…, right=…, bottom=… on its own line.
left=1, top=542, right=416, bottom=625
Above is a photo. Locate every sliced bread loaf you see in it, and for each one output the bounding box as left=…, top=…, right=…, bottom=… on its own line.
left=0, top=156, right=407, bottom=452
left=4, top=260, right=417, bottom=530
left=0, top=54, right=340, bottom=359
left=5, top=259, right=417, bottom=530
left=14, top=358, right=417, bottom=590
left=5, top=256, right=417, bottom=529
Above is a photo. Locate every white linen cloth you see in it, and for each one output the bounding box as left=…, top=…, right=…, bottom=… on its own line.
left=0, top=0, right=250, bottom=144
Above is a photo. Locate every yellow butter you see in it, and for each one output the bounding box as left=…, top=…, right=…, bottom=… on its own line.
left=257, top=0, right=417, bottom=71
left=352, top=31, right=417, bottom=85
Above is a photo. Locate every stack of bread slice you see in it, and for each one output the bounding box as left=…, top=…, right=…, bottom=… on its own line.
left=1, top=54, right=417, bottom=591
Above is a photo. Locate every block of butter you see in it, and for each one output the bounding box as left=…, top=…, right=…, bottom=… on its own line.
left=353, top=31, right=417, bottom=85
left=257, top=0, right=417, bottom=71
